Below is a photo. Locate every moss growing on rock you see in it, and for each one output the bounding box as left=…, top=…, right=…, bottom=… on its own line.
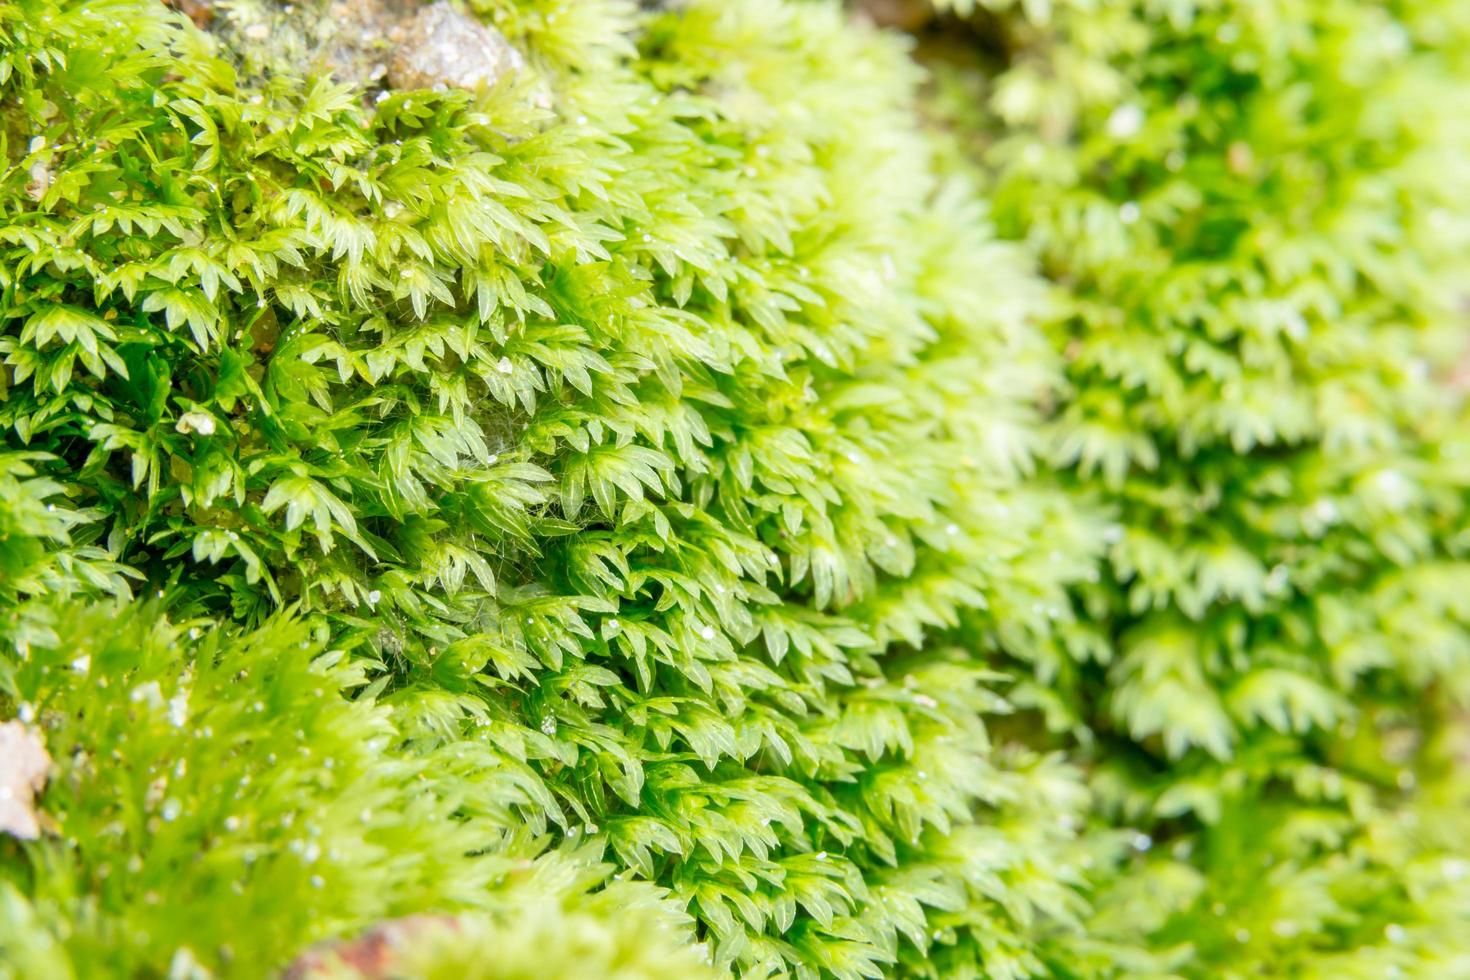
left=0, top=1, right=1095, bottom=976
left=4, top=0, right=1470, bottom=976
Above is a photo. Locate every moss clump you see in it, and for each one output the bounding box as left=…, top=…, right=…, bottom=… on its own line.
left=5, top=0, right=1470, bottom=976
left=1, top=0, right=1094, bottom=976
left=921, top=0, right=1470, bottom=974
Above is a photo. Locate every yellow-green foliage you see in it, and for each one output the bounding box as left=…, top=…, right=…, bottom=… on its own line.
left=0, top=1, right=1097, bottom=977
left=924, top=0, right=1470, bottom=975
left=3, top=0, right=1470, bottom=977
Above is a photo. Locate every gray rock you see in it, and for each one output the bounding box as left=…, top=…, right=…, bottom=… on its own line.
left=207, top=1, right=530, bottom=99
left=387, top=2, right=525, bottom=91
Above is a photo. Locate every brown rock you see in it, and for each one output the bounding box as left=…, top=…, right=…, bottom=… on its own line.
left=853, top=0, right=934, bottom=31
left=283, top=916, right=462, bottom=979
left=386, top=2, right=525, bottom=92
left=164, top=0, right=215, bottom=29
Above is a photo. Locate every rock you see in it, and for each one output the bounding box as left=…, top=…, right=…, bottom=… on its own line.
left=853, top=0, right=934, bottom=32
left=283, top=916, right=462, bottom=979
left=0, top=720, right=52, bottom=841
left=206, top=1, right=529, bottom=98
left=387, top=2, right=525, bottom=92
left=164, top=0, right=215, bottom=29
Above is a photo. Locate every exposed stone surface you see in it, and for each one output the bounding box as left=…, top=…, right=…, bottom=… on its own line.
left=852, top=0, right=934, bottom=31
left=164, top=0, right=215, bottom=29
left=204, top=0, right=527, bottom=96
left=282, top=916, right=462, bottom=979
left=387, top=2, right=525, bottom=91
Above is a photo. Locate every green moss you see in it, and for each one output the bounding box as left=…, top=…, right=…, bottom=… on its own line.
left=923, top=0, right=1470, bottom=975
left=0, top=0, right=1093, bottom=976
left=3, top=0, right=1470, bottom=976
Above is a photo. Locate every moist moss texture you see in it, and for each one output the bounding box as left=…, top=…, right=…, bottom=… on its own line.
left=1, top=1, right=1469, bottom=978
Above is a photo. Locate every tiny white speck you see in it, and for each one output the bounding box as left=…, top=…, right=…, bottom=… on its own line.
left=1106, top=103, right=1145, bottom=140
left=1307, top=499, right=1339, bottom=526
left=167, top=691, right=189, bottom=728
